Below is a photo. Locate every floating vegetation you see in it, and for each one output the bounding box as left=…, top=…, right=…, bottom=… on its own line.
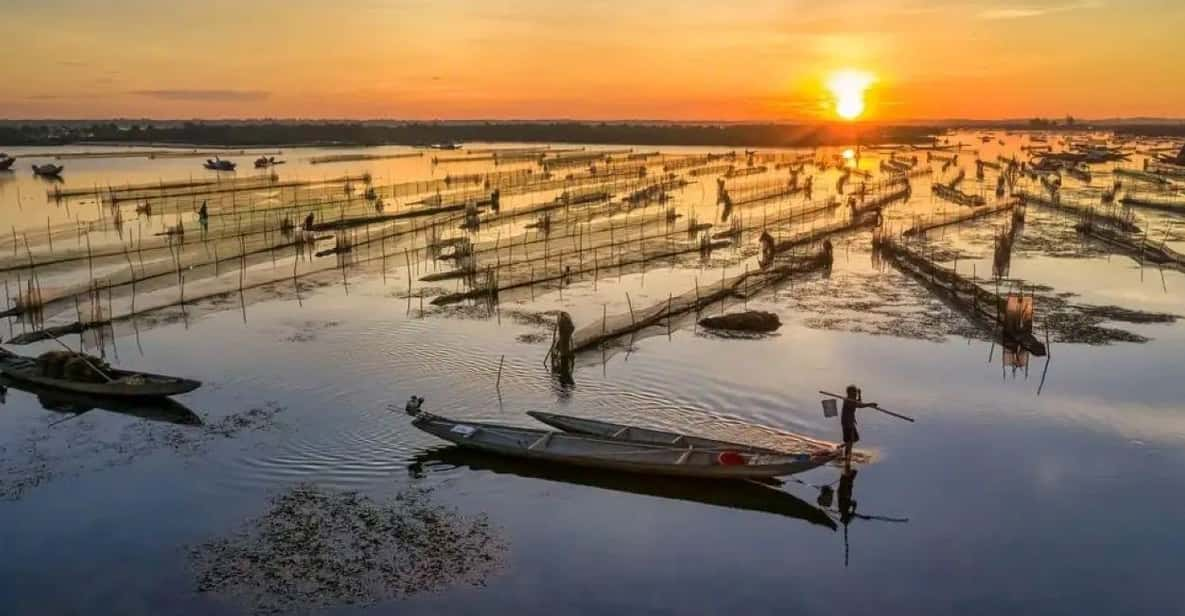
left=189, top=484, right=506, bottom=614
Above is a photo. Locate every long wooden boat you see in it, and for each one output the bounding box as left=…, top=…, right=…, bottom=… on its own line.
left=0, top=348, right=201, bottom=398
left=410, top=412, right=834, bottom=479
left=0, top=374, right=203, bottom=425
left=527, top=410, right=810, bottom=455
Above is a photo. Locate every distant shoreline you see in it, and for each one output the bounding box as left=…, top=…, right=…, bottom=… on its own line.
left=2, top=121, right=1183, bottom=148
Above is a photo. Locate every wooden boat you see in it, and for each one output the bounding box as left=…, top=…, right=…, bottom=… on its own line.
left=32, top=163, right=63, bottom=177
left=0, top=374, right=203, bottom=426
left=0, top=348, right=201, bottom=398
left=527, top=410, right=812, bottom=455
left=412, top=446, right=837, bottom=530
left=254, top=156, right=285, bottom=168
left=203, top=157, right=236, bottom=171
left=409, top=411, right=834, bottom=479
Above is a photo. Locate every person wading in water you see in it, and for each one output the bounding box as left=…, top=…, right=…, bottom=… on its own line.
left=841, top=384, right=877, bottom=469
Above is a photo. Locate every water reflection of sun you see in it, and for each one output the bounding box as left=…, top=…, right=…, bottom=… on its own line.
left=827, top=70, right=874, bottom=120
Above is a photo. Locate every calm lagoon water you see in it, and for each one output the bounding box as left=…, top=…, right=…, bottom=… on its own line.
left=1, top=135, right=1184, bottom=615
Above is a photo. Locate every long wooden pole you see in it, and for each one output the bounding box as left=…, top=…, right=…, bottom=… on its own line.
left=818, top=390, right=915, bottom=423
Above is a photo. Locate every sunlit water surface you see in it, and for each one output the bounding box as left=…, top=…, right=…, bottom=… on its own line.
left=1, top=135, right=1184, bottom=615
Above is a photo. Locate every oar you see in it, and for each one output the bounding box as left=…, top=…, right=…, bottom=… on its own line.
left=819, top=391, right=915, bottom=423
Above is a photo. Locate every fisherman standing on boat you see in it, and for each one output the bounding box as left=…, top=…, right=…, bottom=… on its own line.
left=841, top=384, right=876, bottom=469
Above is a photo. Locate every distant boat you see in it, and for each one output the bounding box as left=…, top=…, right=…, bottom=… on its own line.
left=0, top=156, right=15, bottom=171
left=32, top=163, right=63, bottom=177
left=254, top=155, right=285, bottom=168
left=204, top=157, right=236, bottom=171
left=429, top=142, right=461, bottom=150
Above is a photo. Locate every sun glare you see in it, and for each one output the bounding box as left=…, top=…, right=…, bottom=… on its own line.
left=827, top=70, right=874, bottom=120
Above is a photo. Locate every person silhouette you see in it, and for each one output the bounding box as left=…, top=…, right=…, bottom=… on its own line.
left=841, top=384, right=877, bottom=469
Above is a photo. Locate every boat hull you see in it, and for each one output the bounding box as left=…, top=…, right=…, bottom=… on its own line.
left=0, top=350, right=201, bottom=398
left=528, top=410, right=811, bottom=456
left=412, top=414, right=827, bottom=479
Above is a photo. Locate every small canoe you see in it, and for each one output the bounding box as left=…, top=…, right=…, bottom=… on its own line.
left=32, top=163, right=63, bottom=177
left=0, top=348, right=201, bottom=398
left=0, top=374, right=203, bottom=426
left=410, top=412, right=832, bottom=479
left=527, top=411, right=840, bottom=461
left=527, top=410, right=794, bottom=454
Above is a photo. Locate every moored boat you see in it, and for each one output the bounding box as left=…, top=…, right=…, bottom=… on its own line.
left=527, top=410, right=830, bottom=457
left=0, top=155, right=15, bottom=170
left=204, top=157, right=236, bottom=171
left=0, top=348, right=201, bottom=398
left=32, top=163, right=63, bottom=177
left=254, top=156, right=285, bottom=168
left=407, top=406, right=835, bottom=479
left=0, top=374, right=203, bottom=425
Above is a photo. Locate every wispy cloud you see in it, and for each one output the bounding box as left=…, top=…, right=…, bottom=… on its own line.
left=978, top=1, right=1102, bottom=20
left=130, top=89, right=270, bottom=102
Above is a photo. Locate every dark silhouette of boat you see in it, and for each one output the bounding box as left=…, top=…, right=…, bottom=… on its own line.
left=254, top=156, right=285, bottom=168
left=0, top=348, right=202, bottom=398
left=32, top=163, right=63, bottom=177
left=0, top=155, right=15, bottom=171
left=409, top=446, right=837, bottom=530
left=203, top=157, right=236, bottom=171
left=0, top=374, right=203, bottom=426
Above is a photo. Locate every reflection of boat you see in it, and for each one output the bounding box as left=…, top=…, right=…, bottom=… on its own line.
left=32, top=163, right=63, bottom=177
left=408, top=410, right=833, bottom=479
left=0, top=348, right=201, bottom=398
left=203, top=157, right=236, bottom=171
left=527, top=411, right=836, bottom=458
left=0, top=374, right=202, bottom=426
left=411, top=446, right=837, bottom=530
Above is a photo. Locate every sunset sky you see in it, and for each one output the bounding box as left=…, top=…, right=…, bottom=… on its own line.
left=2, top=0, right=1182, bottom=121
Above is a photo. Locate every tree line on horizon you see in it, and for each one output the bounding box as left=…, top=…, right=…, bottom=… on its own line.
left=1, top=120, right=1183, bottom=147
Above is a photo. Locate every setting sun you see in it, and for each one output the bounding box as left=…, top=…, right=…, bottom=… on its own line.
left=827, top=70, right=875, bottom=120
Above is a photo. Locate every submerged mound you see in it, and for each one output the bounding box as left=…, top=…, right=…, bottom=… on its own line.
left=699, top=310, right=782, bottom=332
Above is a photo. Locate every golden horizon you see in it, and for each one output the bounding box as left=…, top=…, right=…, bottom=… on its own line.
left=1, top=1, right=1182, bottom=121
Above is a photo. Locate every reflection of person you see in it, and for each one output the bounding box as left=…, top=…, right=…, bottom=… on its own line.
left=838, top=467, right=858, bottom=526
left=841, top=384, right=876, bottom=469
